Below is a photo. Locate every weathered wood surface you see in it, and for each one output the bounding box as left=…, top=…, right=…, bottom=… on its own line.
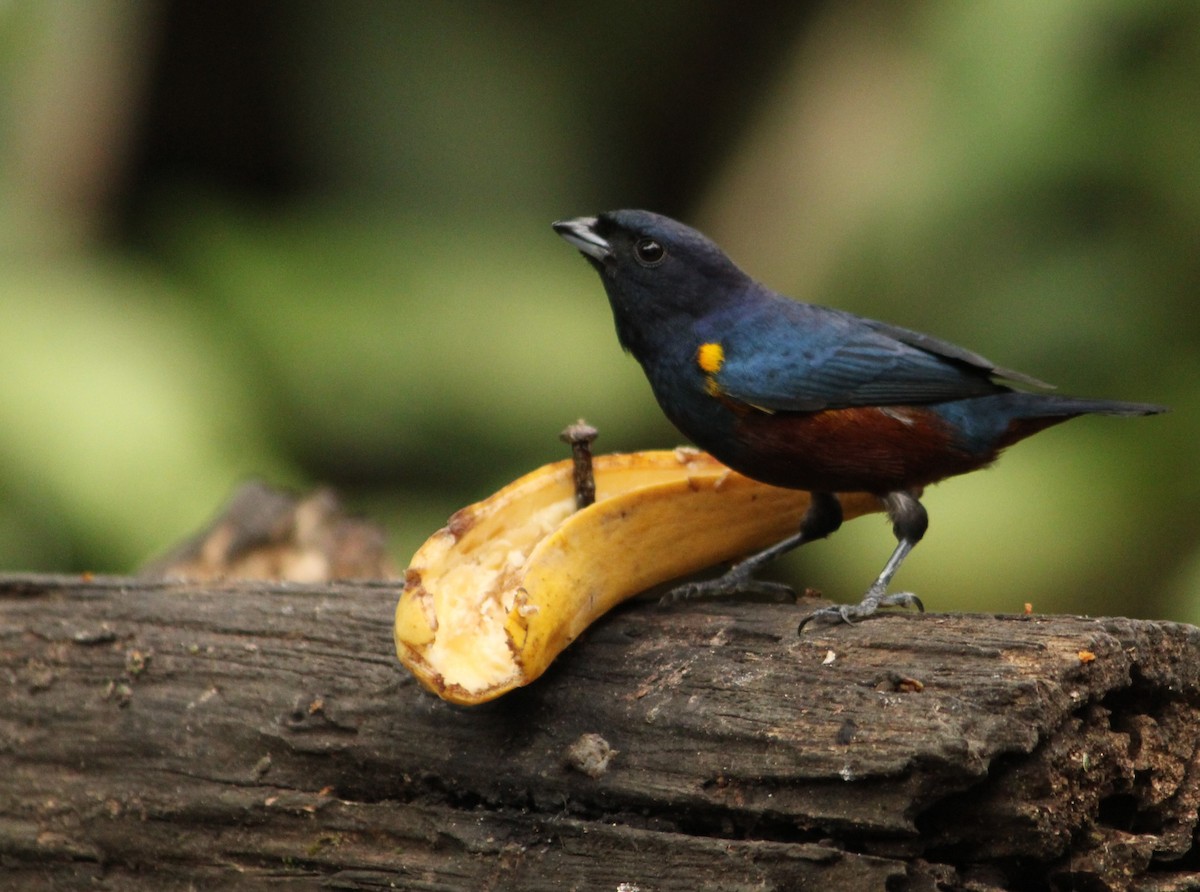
left=3, top=574, right=1200, bottom=891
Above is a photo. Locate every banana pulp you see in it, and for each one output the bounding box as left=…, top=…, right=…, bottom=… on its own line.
left=395, top=449, right=882, bottom=705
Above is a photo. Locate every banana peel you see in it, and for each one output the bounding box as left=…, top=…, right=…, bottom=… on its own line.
left=395, top=449, right=882, bottom=705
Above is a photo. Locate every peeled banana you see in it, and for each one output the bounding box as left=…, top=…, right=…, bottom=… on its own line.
left=394, top=449, right=882, bottom=705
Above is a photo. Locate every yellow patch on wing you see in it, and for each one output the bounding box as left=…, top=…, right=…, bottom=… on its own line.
left=697, top=342, right=726, bottom=397
left=697, top=342, right=725, bottom=374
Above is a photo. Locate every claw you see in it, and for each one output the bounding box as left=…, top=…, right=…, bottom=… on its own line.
left=660, top=575, right=794, bottom=606
left=797, top=590, right=924, bottom=633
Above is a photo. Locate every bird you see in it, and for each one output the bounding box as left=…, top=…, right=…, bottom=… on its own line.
left=552, top=209, right=1167, bottom=630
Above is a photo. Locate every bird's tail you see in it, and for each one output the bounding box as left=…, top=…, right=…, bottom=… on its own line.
left=997, top=393, right=1167, bottom=447
left=1005, top=393, right=1167, bottom=418
left=935, top=392, right=1167, bottom=452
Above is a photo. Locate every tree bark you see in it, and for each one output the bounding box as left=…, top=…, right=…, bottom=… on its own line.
left=3, top=574, right=1200, bottom=891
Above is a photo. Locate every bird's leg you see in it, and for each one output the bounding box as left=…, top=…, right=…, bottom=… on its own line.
left=798, top=490, right=927, bottom=631
left=660, top=491, right=842, bottom=604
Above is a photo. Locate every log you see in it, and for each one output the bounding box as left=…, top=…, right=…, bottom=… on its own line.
left=3, top=574, right=1200, bottom=891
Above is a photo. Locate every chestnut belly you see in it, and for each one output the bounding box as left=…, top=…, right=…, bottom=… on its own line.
left=718, top=405, right=995, bottom=494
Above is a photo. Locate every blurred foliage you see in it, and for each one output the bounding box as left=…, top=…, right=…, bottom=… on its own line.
left=0, top=1, right=1195, bottom=622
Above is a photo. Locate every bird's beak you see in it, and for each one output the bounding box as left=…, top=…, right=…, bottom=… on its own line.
left=553, top=216, right=613, bottom=262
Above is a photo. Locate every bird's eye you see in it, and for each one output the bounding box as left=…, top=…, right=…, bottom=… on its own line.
left=634, top=238, right=666, bottom=267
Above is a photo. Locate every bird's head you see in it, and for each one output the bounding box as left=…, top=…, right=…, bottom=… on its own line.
left=553, top=210, right=751, bottom=355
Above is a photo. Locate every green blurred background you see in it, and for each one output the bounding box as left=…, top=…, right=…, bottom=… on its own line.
left=1, top=0, right=1195, bottom=619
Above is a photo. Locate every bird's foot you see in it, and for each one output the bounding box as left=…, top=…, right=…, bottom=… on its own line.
left=659, top=568, right=794, bottom=605
left=797, top=587, right=924, bottom=633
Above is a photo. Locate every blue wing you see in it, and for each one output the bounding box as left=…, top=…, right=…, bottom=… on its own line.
left=700, top=295, right=1052, bottom=412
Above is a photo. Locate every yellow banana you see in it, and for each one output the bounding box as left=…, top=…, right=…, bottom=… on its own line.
left=394, top=449, right=882, bottom=705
